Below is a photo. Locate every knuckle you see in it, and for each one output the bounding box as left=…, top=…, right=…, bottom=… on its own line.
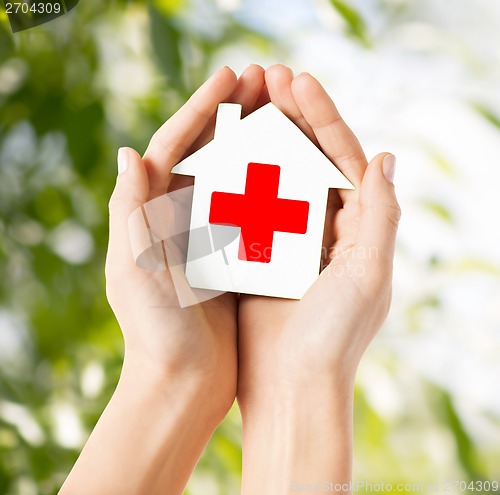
left=364, top=201, right=400, bottom=217
left=386, top=202, right=402, bottom=230
left=105, top=284, right=118, bottom=311
left=107, top=194, right=127, bottom=220
left=150, top=130, right=183, bottom=162
left=107, top=192, right=120, bottom=213
left=104, top=258, right=118, bottom=285
left=184, top=98, right=213, bottom=121
left=104, top=269, right=123, bottom=309
left=108, top=182, right=128, bottom=212
left=363, top=201, right=402, bottom=231
left=108, top=183, right=144, bottom=215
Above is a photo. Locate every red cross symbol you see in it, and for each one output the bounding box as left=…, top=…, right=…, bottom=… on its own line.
left=209, top=163, right=309, bottom=263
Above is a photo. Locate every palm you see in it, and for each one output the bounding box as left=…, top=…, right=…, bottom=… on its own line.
left=115, top=255, right=237, bottom=370
left=238, top=190, right=362, bottom=370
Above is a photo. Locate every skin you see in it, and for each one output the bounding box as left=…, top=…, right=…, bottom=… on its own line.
left=59, top=64, right=400, bottom=495
left=238, top=65, right=400, bottom=493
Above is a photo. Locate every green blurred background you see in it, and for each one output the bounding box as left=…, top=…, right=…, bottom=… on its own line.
left=1, top=0, right=500, bottom=494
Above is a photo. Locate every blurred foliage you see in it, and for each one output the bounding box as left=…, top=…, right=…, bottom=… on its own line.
left=1, top=0, right=500, bottom=494
left=471, top=103, right=500, bottom=129
left=0, top=1, right=271, bottom=492
left=329, top=0, right=370, bottom=47
left=419, top=199, right=455, bottom=225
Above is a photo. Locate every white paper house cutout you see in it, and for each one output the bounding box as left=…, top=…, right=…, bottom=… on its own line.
left=171, top=102, right=354, bottom=299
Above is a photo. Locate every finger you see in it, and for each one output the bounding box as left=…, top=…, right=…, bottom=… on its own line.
left=356, top=153, right=401, bottom=271
left=106, top=147, right=149, bottom=275
left=254, top=80, right=270, bottom=110
left=186, top=64, right=265, bottom=157
left=143, top=67, right=237, bottom=197
left=230, top=64, right=266, bottom=117
left=154, top=65, right=263, bottom=195
left=265, top=64, right=317, bottom=144
left=291, top=72, right=368, bottom=190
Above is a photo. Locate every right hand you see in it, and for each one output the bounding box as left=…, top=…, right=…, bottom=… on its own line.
left=238, top=64, right=401, bottom=406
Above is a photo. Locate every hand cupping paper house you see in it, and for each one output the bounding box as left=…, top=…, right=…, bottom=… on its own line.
left=129, top=102, right=353, bottom=301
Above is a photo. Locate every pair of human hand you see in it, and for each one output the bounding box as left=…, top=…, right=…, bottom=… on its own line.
left=106, top=63, right=399, bottom=412
left=103, top=63, right=400, bottom=493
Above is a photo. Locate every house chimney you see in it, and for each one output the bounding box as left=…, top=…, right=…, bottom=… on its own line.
left=214, top=103, right=242, bottom=140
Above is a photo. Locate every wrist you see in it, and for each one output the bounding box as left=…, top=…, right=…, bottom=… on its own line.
left=238, top=364, right=356, bottom=416
left=239, top=377, right=354, bottom=430
left=239, top=380, right=355, bottom=495
left=61, top=349, right=227, bottom=495
left=120, top=350, right=231, bottom=427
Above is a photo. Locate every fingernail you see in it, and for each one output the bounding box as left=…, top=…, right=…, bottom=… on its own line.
left=117, top=147, right=128, bottom=175
left=383, top=154, right=396, bottom=183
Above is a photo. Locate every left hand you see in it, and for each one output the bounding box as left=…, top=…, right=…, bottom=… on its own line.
left=61, top=65, right=271, bottom=495
left=105, top=64, right=269, bottom=421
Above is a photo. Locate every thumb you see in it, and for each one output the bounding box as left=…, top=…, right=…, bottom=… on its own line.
left=356, top=153, right=401, bottom=269
left=106, top=147, right=149, bottom=275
